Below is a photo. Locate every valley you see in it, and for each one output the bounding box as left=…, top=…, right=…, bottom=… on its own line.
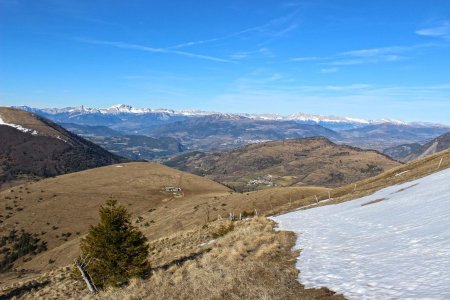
left=0, top=105, right=449, bottom=299
left=61, top=123, right=185, bottom=160
left=18, top=105, right=449, bottom=154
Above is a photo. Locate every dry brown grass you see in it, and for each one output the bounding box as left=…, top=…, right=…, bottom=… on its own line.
left=360, top=198, right=386, bottom=206
left=2, top=217, right=344, bottom=300
left=0, top=162, right=327, bottom=283
left=4, top=148, right=448, bottom=298
left=0, top=162, right=228, bottom=275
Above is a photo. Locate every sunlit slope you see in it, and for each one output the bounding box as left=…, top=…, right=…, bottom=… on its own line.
left=0, top=162, right=327, bottom=274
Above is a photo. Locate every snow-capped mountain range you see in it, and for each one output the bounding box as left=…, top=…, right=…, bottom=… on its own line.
left=7, top=104, right=450, bottom=153
left=13, top=104, right=447, bottom=128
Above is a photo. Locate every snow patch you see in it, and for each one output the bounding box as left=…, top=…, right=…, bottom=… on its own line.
left=272, top=168, right=450, bottom=299
left=0, top=116, right=38, bottom=135
left=55, top=135, right=68, bottom=143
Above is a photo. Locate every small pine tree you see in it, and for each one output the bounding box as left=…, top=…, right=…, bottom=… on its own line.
left=80, top=198, right=149, bottom=288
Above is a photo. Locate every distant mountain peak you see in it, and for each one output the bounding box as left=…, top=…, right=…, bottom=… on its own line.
left=286, top=112, right=371, bottom=124
left=375, top=118, right=408, bottom=126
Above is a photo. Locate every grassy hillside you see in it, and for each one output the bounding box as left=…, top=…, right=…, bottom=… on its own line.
left=0, top=107, right=127, bottom=188
left=0, top=162, right=327, bottom=280
left=3, top=140, right=448, bottom=298
left=166, top=137, right=401, bottom=191
left=2, top=144, right=449, bottom=298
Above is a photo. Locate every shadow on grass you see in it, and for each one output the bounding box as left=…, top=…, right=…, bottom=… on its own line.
left=0, top=279, right=50, bottom=300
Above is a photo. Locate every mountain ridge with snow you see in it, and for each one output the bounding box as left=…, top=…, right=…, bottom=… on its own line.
left=13, top=104, right=448, bottom=128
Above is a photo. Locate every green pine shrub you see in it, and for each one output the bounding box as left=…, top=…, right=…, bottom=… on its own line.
left=80, top=198, right=149, bottom=288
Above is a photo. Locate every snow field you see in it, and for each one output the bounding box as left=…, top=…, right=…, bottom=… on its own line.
left=273, top=168, right=450, bottom=299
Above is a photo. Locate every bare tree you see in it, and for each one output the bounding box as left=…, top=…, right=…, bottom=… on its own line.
left=74, top=255, right=98, bottom=294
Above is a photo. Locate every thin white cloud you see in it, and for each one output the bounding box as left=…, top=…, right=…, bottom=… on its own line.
left=322, top=84, right=371, bottom=91
left=229, top=48, right=273, bottom=60
left=340, top=43, right=434, bottom=57
left=219, top=77, right=450, bottom=102
left=340, top=46, right=411, bottom=57
left=166, top=11, right=299, bottom=50
left=329, top=55, right=406, bottom=66
left=270, top=22, right=299, bottom=37
left=416, top=21, right=450, bottom=38
left=293, top=43, right=434, bottom=67
left=320, top=67, right=338, bottom=73
left=78, top=38, right=233, bottom=63
left=166, top=36, right=224, bottom=50
left=328, top=59, right=364, bottom=66
left=292, top=56, right=323, bottom=61
left=329, top=44, right=433, bottom=65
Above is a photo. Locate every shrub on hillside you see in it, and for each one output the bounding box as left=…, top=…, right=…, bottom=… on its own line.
left=80, top=199, right=149, bottom=288
left=0, top=230, right=47, bottom=271
left=212, top=222, right=234, bottom=239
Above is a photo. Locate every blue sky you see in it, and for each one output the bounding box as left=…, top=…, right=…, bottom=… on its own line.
left=1, top=0, right=450, bottom=123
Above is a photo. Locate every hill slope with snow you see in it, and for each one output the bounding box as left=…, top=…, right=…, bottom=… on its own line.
left=0, top=107, right=127, bottom=187
left=273, top=167, right=450, bottom=299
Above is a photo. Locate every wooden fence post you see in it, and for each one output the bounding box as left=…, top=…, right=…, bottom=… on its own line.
left=437, top=157, right=443, bottom=170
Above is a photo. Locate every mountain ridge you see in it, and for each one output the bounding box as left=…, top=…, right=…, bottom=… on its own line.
left=16, top=104, right=447, bottom=128
left=13, top=105, right=449, bottom=152
left=384, top=131, right=450, bottom=162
